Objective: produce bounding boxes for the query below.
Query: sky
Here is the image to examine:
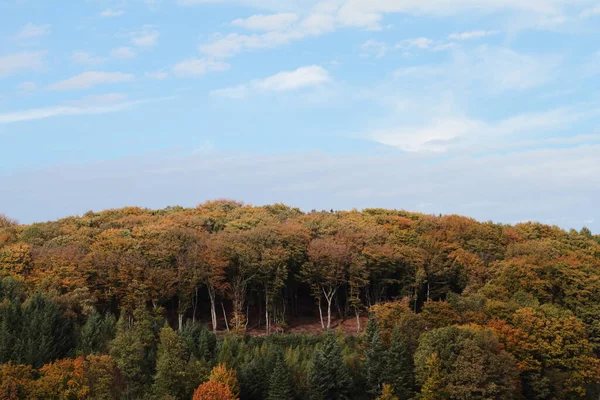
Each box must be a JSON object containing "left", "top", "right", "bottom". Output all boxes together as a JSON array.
[{"left": 1, "top": 0, "right": 599, "bottom": 231}]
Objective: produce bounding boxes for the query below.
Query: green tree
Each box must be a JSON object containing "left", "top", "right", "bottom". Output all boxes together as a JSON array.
[
  {"left": 308, "top": 335, "right": 352, "bottom": 400},
  {"left": 153, "top": 326, "right": 190, "bottom": 399},
  {"left": 268, "top": 354, "right": 293, "bottom": 400},
  {"left": 20, "top": 292, "right": 74, "bottom": 368},
  {"left": 414, "top": 325, "right": 519, "bottom": 400},
  {"left": 109, "top": 305, "right": 156, "bottom": 398},
  {"left": 78, "top": 309, "right": 116, "bottom": 356},
  {"left": 365, "top": 326, "right": 387, "bottom": 394},
  {"left": 382, "top": 327, "right": 415, "bottom": 399}
]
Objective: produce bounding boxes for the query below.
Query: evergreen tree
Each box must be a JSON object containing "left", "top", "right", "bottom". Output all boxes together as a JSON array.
[
  {"left": 365, "top": 326, "right": 387, "bottom": 394},
  {"left": 268, "top": 353, "right": 293, "bottom": 400},
  {"left": 20, "top": 292, "right": 74, "bottom": 368},
  {"left": 153, "top": 326, "right": 190, "bottom": 399},
  {"left": 78, "top": 310, "right": 116, "bottom": 356},
  {"left": 308, "top": 335, "right": 352, "bottom": 400},
  {"left": 383, "top": 327, "right": 415, "bottom": 399},
  {"left": 109, "top": 306, "right": 156, "bottom": 398}
]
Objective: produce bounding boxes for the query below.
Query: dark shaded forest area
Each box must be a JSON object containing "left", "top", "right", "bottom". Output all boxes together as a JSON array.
[{"left": 1, "top": 200, "right": 600, "bottom": 399}]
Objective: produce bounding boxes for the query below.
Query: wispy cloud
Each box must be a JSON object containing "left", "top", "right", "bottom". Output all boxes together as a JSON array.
[
  {"left": 111, "top": 47, "right": 136, "bottom": 59},
  {"left": 232, "top": 13, "right": 298, "bottom": 31},
  {"left": 146, "top": 71, "right": 169, "bottom": 80},
  {"left": 172, "top": 58, "right": 230, "bottom": 77},
  {"left": 360, "top": 40, "right": 388, "bottom": 58},
  {"left": 72, "top": 51, "right": 106, "bottom": 65},
  {"left": 130, "top": 27, "right": 160, "bottom": 47},
  {"left": 448, "top": 30, "right": 499, "bottom": 40},
  {"left": 100, "top": 8, "right": 125, "bottom": 17},
  {"left": 0, "top": 52, "right": 45, "bottom": 77},
  {"left": 48, "top": 71, "right": 135, "bottom": 90},
  {"left": 0, "top": 97, "right": 169, "bottom": 125},
  {"left": 212, "top": 65, "right": 330, "bottom": 98},
  {"left": 15, "top": 23, "right": 51, "bottom": 40}
]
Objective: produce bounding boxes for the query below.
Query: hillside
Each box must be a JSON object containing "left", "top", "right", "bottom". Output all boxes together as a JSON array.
[{"left": 1, "top": 201, "right": 600, "bottom": 399}]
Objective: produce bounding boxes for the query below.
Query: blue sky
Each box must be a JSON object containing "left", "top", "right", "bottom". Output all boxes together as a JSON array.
[{"left": 1, "top": 0, "right": 599, "bottom": 230}]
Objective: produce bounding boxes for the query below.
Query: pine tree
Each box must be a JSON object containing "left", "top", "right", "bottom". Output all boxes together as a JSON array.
[
  {"left": 365, "top": 326, "right": 387, "bottom": 394},
  {"left": 153, "top": 326, "right": 190, "bottom": 399},
  {"left": 20, "top": 292, "right": 74, "bottom": 368},
  {"left": 268, "top": 354, "right": 293, "bottom": 400},
  {"left": 78, "top": 310, "right": 116, "bottom": 356},
  {"left": 383, "top": 327, "right": 415, "bottom": 399},
  {"left": 308, "top": 334, "right": 352, "bottom": 400}
]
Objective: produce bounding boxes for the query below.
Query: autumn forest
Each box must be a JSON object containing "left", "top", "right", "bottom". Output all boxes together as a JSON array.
[{"left": 1, "top": 200, "right": 600, "bottom": 399}]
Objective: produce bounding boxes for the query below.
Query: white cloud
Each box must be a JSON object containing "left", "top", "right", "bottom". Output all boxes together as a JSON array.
[
  {"left": 72, "top": 51, "right": 106, "bottom": 65},
  {"left": 396, "top": 37, "right": 435, "bottom": 50},
  {"left": 0, "top": 98, "right": 160, "bottom": 124},
  {"left": 15, "top": 23, "right": 51, "bottom": 39},
  {"left": 360, "top": 40, "right": 388, "bottom": 58},
  {"left": 257, "top": 65, "right": 330, "bottom": 90},
  {"left": 212, "top": 65, "right": 330, "bottom": 98},
  {"left": 232, "top": 13, "right": 299, "bottom": 31},
  {"left": 172, "top": 58, "right": 230, "bottom": 77},
  {"left": 146, "top": 71, "right": 169, "bottom": 79},
  {"left": 48, "top": 72, "right": 135, "bottom": 90},
  {"left": 100, "top": 8, "right": 125, "bottom": 17},
  {"left": 111, "top": 47, "right": 136, "bottom": 59},
  {"left": 0, "top": 52, "right": 45, "bottom": 77},
  {"left": 371, "top": 117, "right": 482, "bottom": 152},
  {"left": 368, "top": 107, "right": 590, "bottom": 153},
  {"left": 448, "top": 30, "right": 499, "bottom": 40},
  {"left": 130, "top": 27, "right": 160, "bottom": 47}
]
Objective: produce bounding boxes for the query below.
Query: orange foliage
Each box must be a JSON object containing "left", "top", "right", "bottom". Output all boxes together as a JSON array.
[{"left": 193, "top": 381, "right": 238, "bottom": 400}]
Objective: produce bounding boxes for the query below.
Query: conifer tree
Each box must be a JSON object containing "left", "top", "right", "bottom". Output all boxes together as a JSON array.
[
  {"left": 153, "top": 326, "right": 190, "bottom": 399},
  {"left": 20, "top": 292, "right": 74, "bottom": 368},
  {"left": 308, "top": 335, "right": 352, "bottom": 400},
  {"left": 78, "top": 310, "right": 116, "bottom": 356},
  {"left": 383, "top": 327, "right": 415, "bottom": 399},
  {"left": 365, "top": 325, "right": 387, "bottom": 394},
  {"left": 268, "top": 353, "right": 293, "bottom": 400}
]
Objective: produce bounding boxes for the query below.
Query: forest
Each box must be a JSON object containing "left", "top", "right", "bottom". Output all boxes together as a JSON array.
[{"left": 1, "top": 200, "right": 600, "bottom": 399}]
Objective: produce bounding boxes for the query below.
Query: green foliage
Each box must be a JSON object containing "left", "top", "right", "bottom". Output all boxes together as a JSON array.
[
  {"left": 153, "top": 326, "right": 190, "bottom": 399},
  {"left": 383, "top": 327, "right": 415, "bottom": 399},
  {"left": 365, "top": 324, "right": 387, "bottom": 394},
  {"left": 77, "top": 309, "right": 116, "bottom": 356},
  {"left": 308, "top": 334, "right": 353, "bottom": 400},
  {"left": 414, "top": 325, "right": 519, "bottom": 400},
  {"left": 268, "top": 353, "right": 293, "bottom": 400}
]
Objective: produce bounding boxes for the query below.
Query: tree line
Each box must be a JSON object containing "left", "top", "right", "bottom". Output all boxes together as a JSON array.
[{"left": 1, "top": 200, "right": 600, "bottom": 398}]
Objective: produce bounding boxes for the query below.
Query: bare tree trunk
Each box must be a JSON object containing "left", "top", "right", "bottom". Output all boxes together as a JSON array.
[
  {"left": 265, "top": 295, "right": 270, "bottom": 335},
  {"left": 192, "top": 286, "right": 199, "bottom": 323},
  {"left": 323, "top": 287, "right": 337, "bottom": 330},
  {"left": 326, "top": 297, "right": 333, "bottom": 330},
  {"left": 178, "top": 313, "right": 184, "bottom": 332},
  {"left": 355, "top": 310, "right": 361, "bottom": 333},
  {"left": 208, "top": 285, "right": 218, "bottom": 332},
  {"left": 221, "top": 301, "right": 230, "bottom": 332},
  {"left": 318, "top": 297, "right": 325, "bottom": 330}
]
